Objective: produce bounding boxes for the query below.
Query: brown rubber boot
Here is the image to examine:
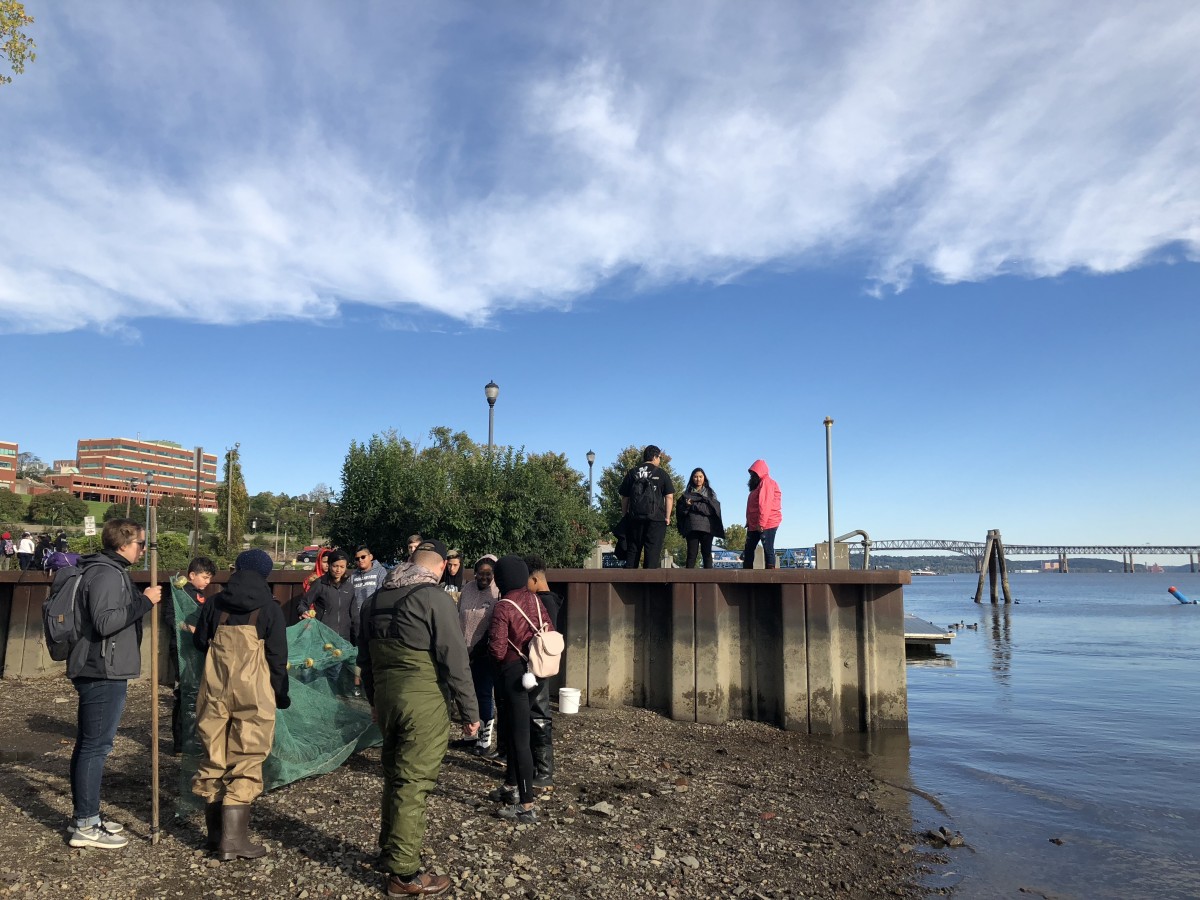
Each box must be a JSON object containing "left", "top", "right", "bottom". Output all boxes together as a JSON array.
[
  {"left": 204, "top": 802, "right": 223, "bottom": 851},
  {"left": 385, "top": 872, "right": 451, "bottom": 896},
  {"left": 218, "top": 804, "right": 266, "bottom": 861}
]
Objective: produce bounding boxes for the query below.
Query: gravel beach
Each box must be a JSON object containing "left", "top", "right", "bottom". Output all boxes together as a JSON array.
[{"left": 0, "top": 678, "right": 935, "bottom": 899}]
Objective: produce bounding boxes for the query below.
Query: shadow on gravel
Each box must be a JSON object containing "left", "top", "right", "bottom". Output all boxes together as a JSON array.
[{"left": 24, "top": 713, "right": 76, "bottom": 741}]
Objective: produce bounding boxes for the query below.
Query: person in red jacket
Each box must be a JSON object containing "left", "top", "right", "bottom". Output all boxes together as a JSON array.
[{"left": 744, "top": 459, "right": 782, "bottom": 569}]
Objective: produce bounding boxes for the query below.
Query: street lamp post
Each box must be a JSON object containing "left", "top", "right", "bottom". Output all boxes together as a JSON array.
[
  {"left": 824, "top": 417, "right": 835, "bottom": 570},
  {"left": 309, "top": 508, "right": 315, "bottom": 541},
  {"left": 484, "top": 380, "right": 499, "bottom": 454},
  {"left": 274, "top": 518, "right": 280, "bottom": 560},
  {"left": 586, "top": 449, "right": 596, "bottom": 507},
  {"left": 143, "top": 472, "right": 155, "bottom": 571}
]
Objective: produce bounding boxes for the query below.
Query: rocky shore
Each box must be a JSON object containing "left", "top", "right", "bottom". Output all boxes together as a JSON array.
[{"left": 0, "top": 678, "right": 936, "bottom": 898}]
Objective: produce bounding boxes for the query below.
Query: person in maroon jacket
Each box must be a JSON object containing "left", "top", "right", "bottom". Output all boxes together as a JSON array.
[{"left": 486, "top": 555, "right": 556, "bottom": 823}]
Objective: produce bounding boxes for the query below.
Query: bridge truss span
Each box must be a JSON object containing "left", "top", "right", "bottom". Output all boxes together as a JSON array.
[{"left": 869, "top": 539, "right": 1200, "bottom": 556}]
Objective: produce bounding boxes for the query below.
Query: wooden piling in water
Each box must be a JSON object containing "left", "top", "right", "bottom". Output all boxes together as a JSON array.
[{"left": 974, "top": 530, "right": 996, "bottom": 604}]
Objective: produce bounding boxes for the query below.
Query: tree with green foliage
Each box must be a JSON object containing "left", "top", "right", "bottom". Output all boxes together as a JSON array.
[
  {"left": 596, "top": 445, "right": 687, "bottom": 564},
  {"left": 27, "top": 491, "right": 89, "bottom": 526},
  {"left": 156, "top": 493, "right": 195, "bottom": 532},
  {"left": 101, "top": 502, "right": 128, "bottom": 522},
  {"left": 328, "top": 428, "right": 602, "bottom": 567},
  {"left": 0, "top": 1, "right": 35, "bottom": 86},
  {"left": 718, "top": 524, "right": 747, "bottom": 553},
  {"left": 215, "top": 447, "right": 249, "bottom": 556},
  {"left": 0, "top": 489, "right": 27, "bottom": 522},
  {"left": 70, "top": 531, "right": 196, "bottom": 572}
]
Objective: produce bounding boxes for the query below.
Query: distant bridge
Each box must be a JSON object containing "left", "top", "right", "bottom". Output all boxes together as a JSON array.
[{"left": 869, "top": 539, "right": 1200, "bottom": 557}]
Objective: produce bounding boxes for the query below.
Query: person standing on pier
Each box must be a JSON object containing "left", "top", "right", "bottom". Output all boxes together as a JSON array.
[
  {"left": 678, "top": 468, "right": 725, "bottom": 569},
  {"left": 618, "top": 445, "right": 676, "bottom": 569},
  {"left": 743, "top": 460, "right": 782, "bottom": 569}
]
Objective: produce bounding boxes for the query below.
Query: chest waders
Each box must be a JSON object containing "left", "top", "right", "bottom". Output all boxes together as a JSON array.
[
  {"left": 372, "top": 640, "right": 451, "bottom": 877},
  {"left": 192, "top": 609, "right": 274, "bottom": 860}
]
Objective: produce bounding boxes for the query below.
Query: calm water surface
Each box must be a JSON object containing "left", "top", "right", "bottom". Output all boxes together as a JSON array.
[{"left": 896, "top": 573, "right": 1200, "bottom": 899}]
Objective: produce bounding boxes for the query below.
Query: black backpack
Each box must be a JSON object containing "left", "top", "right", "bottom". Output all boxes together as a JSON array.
[
  {"left": 43, "top": 565, "right": 90, "bottom": 661},
  {"left": 629, "top": 466, "right": 664, "bottom": 521}
]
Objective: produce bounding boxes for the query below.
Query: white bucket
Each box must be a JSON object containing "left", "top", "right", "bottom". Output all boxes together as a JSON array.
[{"left": 558, "top": 687, "right": 581, "bottom": 715}]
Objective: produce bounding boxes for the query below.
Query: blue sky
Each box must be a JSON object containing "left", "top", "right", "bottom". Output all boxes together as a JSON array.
[{"left": 2, "top": 2, "right": 1198, "bottom": 557}]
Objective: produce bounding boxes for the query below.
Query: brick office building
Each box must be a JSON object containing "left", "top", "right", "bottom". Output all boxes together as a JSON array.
[
  {"left": 45, "top": 438, "right": 219, "bottom": 511},
  {"left": 0, "top": 440, "right": 16, "bottom": 490}
]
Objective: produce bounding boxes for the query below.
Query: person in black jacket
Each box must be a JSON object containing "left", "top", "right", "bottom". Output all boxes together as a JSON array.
[
  {"left": 167, "top": 556, "right": 216, "bottom": 755},
  {"left": 677, "top": 468, "right": 725, "bottom": 569},
  {"left": 191, "top": 549, "right": 290, "bottom": 861},
  {"left": 67, "top": 518, "right": 162, "bottom": 850},
  {"left": 300, "top": 549, "right": 355, "bottom": 640}
]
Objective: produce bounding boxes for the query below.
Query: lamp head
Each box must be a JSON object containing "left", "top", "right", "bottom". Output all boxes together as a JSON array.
[
  {"left": 484, "top": 380, "right": 499, "bottom": 406},
  {"left": 586, "top": 450, "right": 596, "bottom": 465}
]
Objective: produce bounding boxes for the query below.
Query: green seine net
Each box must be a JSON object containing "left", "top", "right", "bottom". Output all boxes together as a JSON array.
[{"left": 173, "top": 585, "right": 381, "bottom": 814}]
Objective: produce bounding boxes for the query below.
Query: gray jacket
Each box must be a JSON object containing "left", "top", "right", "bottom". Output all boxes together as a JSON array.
[{"left": 67, "top": 551, "right": 153, "bottom": 680}]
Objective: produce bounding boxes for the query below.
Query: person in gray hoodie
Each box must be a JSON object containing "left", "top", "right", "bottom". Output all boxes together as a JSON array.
[{"left": 66, "top": 518, "right": 162, "bottom": 850}]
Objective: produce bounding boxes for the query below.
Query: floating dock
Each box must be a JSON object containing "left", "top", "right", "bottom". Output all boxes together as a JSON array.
[{"left": 904, "top": 613, "right": 954, "bottom": 647}]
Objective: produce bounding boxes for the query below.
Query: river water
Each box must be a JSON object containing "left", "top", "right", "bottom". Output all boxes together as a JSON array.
[{"left": 892, "top": 572, "right": 1200, "bottom": 898}]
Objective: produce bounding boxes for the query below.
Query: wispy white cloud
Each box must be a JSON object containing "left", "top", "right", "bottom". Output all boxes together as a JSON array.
[{"left": 1, "top": 0, "right": 1196, "bottom": 334}]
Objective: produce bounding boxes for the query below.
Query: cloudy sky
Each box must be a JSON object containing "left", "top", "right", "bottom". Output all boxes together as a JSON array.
[{"left": 3, "top": 1, "right": 1198, "bottom": 556}]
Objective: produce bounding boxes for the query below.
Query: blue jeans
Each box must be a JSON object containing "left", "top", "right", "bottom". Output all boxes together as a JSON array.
[
  {"left": 743, "top": 528, "right": 778, "bottom": 568},
  {"left": 70, "top": 677, "right": 128, "bottom": 827}
]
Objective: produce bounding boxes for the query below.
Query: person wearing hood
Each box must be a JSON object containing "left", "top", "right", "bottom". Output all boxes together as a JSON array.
[
  {"left": 66, "top": 518, "right": 162, "bottom": 850},
  {"left": 677, "top": 468, "right": 726, "bottom": 569},
  {"left": 56, "top": 530, "right": 70, "bottom": 553},
  {"left": 486, "top": 555, "right": 557, "bottom": 823},
  {"left": 440, "top": 549, "right": 464, "bottom": 592},
  {"left": 358, "top": 539, "right": 479, "bottom": 897},
  {"left": 458, "top": 555, "right": 500, "bottom": 757},
  {"left": 191, "top": 549, "right": 290, "bottom": 861},
  {"left": 300, "top": 549, "right": 355, "bottom": 641},
  {"left": 744, "top": 460, "right": 783, "bottom": 569}
]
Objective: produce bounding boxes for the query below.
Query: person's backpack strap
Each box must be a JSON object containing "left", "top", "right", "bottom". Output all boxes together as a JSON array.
[
  {"left": 248, "top": 608, "right": 260, "bottom": 627},
  {"left": 218, "top": 610, "right": 230, "bottom": 626},
  {"left": 500, "top": 597, "right": 545, "bottom": 658}
]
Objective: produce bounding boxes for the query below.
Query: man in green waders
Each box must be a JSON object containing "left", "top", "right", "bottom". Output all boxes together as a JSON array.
[{"left": 359, "top": 540, "right": 479, "bottom": 897}]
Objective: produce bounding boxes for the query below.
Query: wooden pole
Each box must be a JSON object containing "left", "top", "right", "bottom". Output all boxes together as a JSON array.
[
  {"left": 973, "top": 531, "right": 995, "bottom": 603},
  {"left": 988, "top": 534, "right": 999, "bottom": 604},
  {"left": 149, "top": 507, "right": 160, "bottom": 845},
  {"left": 994, "top": 530, "right": 1013, "bottom": 604}
]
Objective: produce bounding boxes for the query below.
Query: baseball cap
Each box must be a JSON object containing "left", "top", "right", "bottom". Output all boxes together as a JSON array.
[{"left": 414, "top": 539, "right": 449, "bottom": 560}]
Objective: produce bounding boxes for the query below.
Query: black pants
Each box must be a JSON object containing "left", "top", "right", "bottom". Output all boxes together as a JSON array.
[
  {"left": 495, "top": 660, "right": 536, "bottom": 804},
  {"left": 743, "top": 528, "right": 778, "bottom": 568},
  {"left": 625, "top": 519, "right": 667, "bottom": 569},
  {"left": 685, "top": 532, "right": 714, "bottom": 568}
]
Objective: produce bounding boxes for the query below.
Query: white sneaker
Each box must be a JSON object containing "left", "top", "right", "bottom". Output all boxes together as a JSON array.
[
  {"left": 99, "top": 815, "right": 125, "bottom": 834},
  {"left": 69, "top": 825, "right": 129, "bottom": 849}
]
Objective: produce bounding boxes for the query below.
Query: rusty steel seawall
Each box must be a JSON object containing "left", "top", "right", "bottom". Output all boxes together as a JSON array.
[{"left": 0, "top": 568, "right": 909, "bottom": 735}]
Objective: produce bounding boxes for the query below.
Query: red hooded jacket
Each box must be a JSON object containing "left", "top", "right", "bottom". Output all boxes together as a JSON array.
[{"left": 745, "top": 459, "right": 782, "bottom": 531}]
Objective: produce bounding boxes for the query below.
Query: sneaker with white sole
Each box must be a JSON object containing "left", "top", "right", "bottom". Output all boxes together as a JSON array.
[
  {"left": 487, "top": 784, "right": 518, "bottom": 804},
  {"left": 66, "top": 815, "right": 124, "bottom": 835},
  {"left": 69, "top": 825, "right": 129, "bottom": 849}
]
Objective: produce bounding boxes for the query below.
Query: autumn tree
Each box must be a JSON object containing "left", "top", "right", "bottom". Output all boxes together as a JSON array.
[{"left": 1, "top": 1, "right": 35, "bottom": 85}]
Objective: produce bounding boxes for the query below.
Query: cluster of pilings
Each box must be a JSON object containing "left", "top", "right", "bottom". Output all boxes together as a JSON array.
[{"left": 974, "top": 528, "right": 1013, "bottom": 604}]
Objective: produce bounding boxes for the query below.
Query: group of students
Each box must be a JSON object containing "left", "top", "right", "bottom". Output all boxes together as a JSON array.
[
  {"left": 1, "top": 529, "right": 70, "bottom": 570},
  {"left": 617, "top": 445, "right": 784, "bottom": 569}
]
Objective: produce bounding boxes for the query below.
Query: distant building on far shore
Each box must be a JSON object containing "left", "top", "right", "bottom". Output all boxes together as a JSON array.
[{"left": 44, "top": 438, "right": 219, "bottom": 511}]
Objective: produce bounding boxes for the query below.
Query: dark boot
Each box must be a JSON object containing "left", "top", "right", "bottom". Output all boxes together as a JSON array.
[
  {"left": 204, "top": 801, "right": 223, "bottom": 851},
  {"left": 218, "top": 804, "right": 266, "bottom": 861},
  {"left": 531, "top": 718, "right": 554, "bottom": 788}
]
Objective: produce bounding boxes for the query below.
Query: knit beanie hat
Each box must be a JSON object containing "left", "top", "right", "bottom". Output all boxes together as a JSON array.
[
  {"left": 493, "top": 555, "right": 530, "bottom": 595},
  {"left": 235, "top": 549, "right": 274, "bottom": 579}
]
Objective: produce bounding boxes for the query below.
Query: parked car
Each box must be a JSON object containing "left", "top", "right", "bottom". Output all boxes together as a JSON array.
[{"left": 295, "top": 545, "right": 321, "bottom": 563}]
